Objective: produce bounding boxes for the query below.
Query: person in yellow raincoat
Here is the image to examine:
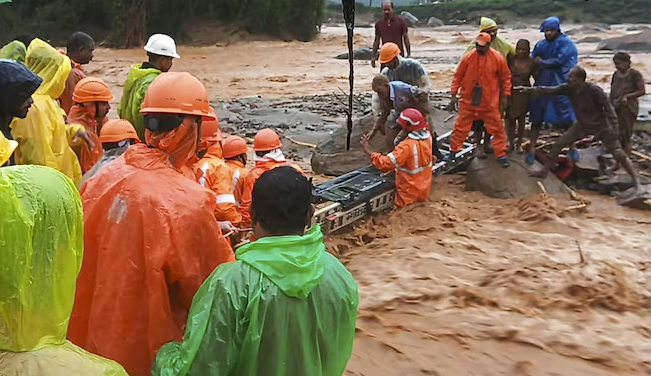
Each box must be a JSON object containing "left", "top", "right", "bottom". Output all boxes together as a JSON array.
[
  {"left": 464, "top": 17, "right": 515, "bottom": 158},
  {"left": 10, "top": 38, "right": 93, "bottom": 185},
  {"left": 0, "top": 164, "right": 128, "bottom": 376},
  {"left": 118, "top": 34, "right": 179, "bottom": 140}
]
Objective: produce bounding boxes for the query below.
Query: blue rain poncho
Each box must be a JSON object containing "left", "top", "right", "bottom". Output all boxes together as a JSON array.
[
  {"left": 152, "top": 225, "right": 359, "bottom": 376},
  {"left": 530, "top": 16, "right": 578, "bottom": 125}
]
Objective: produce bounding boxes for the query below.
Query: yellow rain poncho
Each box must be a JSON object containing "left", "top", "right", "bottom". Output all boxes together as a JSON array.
[
  {"left": 465, "top": 17, "right": 515, "bottom": 59},
  {"left": 0, "top": 40, "right": 27, "bottom": 63},
  {"left": 10, "top": 39, "right": 85, "bottom": 184},
  {"left": 0, "top": 165, "right": 128, "bottom": 376}
]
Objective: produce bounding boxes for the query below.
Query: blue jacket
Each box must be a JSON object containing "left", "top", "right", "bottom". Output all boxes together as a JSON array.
[{"left": 530, "top": 16, "right": 577, "bottom": 124}]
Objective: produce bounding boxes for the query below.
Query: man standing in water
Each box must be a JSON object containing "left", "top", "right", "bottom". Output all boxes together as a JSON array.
[
  {"left": 516, "top": 66, "right": 641, "bottom": 193},
  {"left": 371, "top": 1, "right": 410, "bottom": 69},
  {"left": 464, "top": 17, "right": 515, "bottom": 157}
]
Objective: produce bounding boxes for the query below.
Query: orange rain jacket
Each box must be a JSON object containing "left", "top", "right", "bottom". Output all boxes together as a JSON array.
[
  {"left": 225, "top": 159, "right": 248, "bottom": 206},
  {"left": 67, "top": 104, "right": 106, "bottom": 173},
  {"left": 371, "top": 131, "right": 433, "bottom": 208},
  {"left": 59, "top": 62, "right": 85, "bottom": 115},
  {"left": 194, "top": 144, "right": 242, "bottom": 226},
  {"left": 450, "top": 48, "right": 511, "bottom": 157},
  {"left": 240, "top": 157, "right": 303, "bottom": 227},
  {"left": 69, "top": 124, "right": 235, "bottom": 376},
  {"left": 451, "top": 48, "right": 511, "bottom": 113}
]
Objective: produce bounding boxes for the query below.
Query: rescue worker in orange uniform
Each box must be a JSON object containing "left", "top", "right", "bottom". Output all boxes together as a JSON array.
[
  {"left": 362, "top": 108, "right": 433, "bottom": 208},
  {"left": 194, "top": 110, "right": 242, "bottom": 232},
  {"left": 59, "top": 32, "right": 94, "bottom": 115},
  {"left": 222, "top": 135, "right": 249, "bottom": 206},
  {"left": 240, "top": 128, "right": 302, "bottom": 227},
  {"left": 448, "top": 32, "right": 512, "bottom": 167},
  {"left": 68, "top": 72, "right": 235, "bottom": 376},
  {"left": 67, "top": 77, "right": 112, "bottom": 173},
  {"left": 79, "top": 118, "right": 140, "bottom": 187}
]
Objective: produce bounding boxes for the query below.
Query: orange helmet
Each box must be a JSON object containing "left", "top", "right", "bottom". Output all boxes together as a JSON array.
[
  {"left": 397, "top": 108, "right": 428, "bottom": 132},
  {"left": 99, "top": 119, "right": 141, "bottom": 144},
  {"left": 379, "top": 42, "right": 401, "bottom": 64},
  {"left": 253, "top": 128, "right": 282, "bottom": 151},
  {"left": 140, "top": 72, "right": 214, "bottom": 120},
  {"left": 200, "top": 108, "right": 222, "bottom": 142},
  {"left": 222, "top": 135, "right": 248, "bottom": 158},
  {"left": 73, "top": 77, "right": 114, "bottom": 103}
]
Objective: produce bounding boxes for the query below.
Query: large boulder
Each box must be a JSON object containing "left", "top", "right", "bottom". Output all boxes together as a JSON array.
[
  {"left": 311, "top": 114, "right": 390, "bottom": 176},
  {"left": 400, "top": 11, "right": 419, "bottom": 27},
  {"left": 335, "top": 47, "right": 375, "bottom": 60},
  {"left": 597, "top": 30, "right": 651, "bottom": 52},
  {"left": 576, "top": 36, "right": 603, "bottom": 44},
  {"left": 465, "top": 154, "right": 567, "bottom": 199},
  {"left": 427, "top": 17, "right": 444, "bottom": 28},
  {"left": 565, "top": 24, "right": 610, "bottom": 35},
  {"left": 512, "top": 21, "right": 527, "bottom": 30}
]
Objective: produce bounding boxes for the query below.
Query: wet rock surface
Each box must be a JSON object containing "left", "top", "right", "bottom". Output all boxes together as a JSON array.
[
  {"left": 597, "top": 30, "right": 651, "bottom": 51},
  {"left": 577, "top": 36, "right": 603, "bottom": 44},
  {"left": 512, "top": 21, "right": 528, "bottom": 30},
  {"left": 566, "top": 24, "right": 611, "bottom": 35},
  {"left": 427, "top": 17, "right": 444, "bottom": 28},
  {"left": 335, "top": 47, "right": 375, "bottom": 61},
  {"left": 466, "top": 153, "right": 567, "bottom": 199}
]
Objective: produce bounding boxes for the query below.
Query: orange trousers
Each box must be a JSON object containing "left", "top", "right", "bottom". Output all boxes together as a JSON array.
[{"left": 450, "top": 108, "right": 507, "bottom": 158}]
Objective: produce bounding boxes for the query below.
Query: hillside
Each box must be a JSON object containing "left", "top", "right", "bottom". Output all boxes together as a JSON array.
[{"left": 395, "top": 0, "right": 651, "bottom": 25}]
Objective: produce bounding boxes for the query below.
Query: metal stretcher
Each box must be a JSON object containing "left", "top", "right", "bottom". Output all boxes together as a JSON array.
[{"left": 311, "top": 130, "right": 475, "bottom": 233}]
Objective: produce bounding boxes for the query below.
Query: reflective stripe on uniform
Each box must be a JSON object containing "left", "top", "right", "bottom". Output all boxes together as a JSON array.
[
  {"left": 393, "top": 143, "right": 432, "bottom": 175},
  {"left": 216, "top": 194, "right": 236, "bottom": 204},
  {"left": 198, "top": 162, "right": 209, "bottom": 188},
  {"left": 231, "top": 169, "right": 241, "bottom": 196}
]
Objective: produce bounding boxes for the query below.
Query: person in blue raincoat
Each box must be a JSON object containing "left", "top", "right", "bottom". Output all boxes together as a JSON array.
[
  {"left": 527, "top": 16, "right": 578, "bottom": 165},
  {"left": 152, "top": 166, "right": 359, "bottom": 376}
]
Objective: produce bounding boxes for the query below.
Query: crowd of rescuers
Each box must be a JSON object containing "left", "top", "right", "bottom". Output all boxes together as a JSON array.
[
  {"left": 366, "top": 14, "right": 644, "bottom": 204},
  {"left": 0, "top": 12, "right": 646, "bottom": 375},
  {"left": 0, "top": 32, "right": 358, "bottom": 376}
]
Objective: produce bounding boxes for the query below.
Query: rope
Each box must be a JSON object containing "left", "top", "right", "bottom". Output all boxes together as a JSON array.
[{"left": 341, "top": 0, "right": 355, "bottom": 150}]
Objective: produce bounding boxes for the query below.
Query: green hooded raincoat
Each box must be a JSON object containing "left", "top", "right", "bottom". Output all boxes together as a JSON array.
[
  {"left": 117, "top": 64, "right": 161, "bottom": 141},
  {"left": 152, "top": 224, "right": 359, "bottom": 376}
]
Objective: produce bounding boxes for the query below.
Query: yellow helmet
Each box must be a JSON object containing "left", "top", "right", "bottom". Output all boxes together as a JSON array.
[{"left": 0, "top": 133, "right": 18, "bottom": 166}]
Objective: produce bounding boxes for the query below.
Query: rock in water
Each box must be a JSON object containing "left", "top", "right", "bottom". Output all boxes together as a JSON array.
[
  {"left": 597, "top": 30, "right": 651, "bottom": 52},
  {"left": 335, "top": 47, "right": 375, "bottom": 60},
  {"left": 400, "top": 11, "right": 419, "bottom": 27},
  {"left": 311, "top": 114, "right": 390, "bottom": 176},
  {"left": 566, "top": 24, "right": 611, "bottom": 35},
  {"left": 576, "top": 36, "right": 603, "bottom": 44},
  {"left": 465, "top": 154, "right": 566, "bottom": 199},
  {"left": 512, "top": 21, "right": 527, "bottom": 30},
  {"left": 616, "top": 184, "right": 651, "bottom": 209},
  {"left": 427, "top": 17, "right": 444, "bottom": 28}
]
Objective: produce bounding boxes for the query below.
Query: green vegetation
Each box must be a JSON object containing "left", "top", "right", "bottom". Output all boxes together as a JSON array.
[
  {"left": 0, "top": 0, "right": 325, "bottom": 47},
  {"left": 395, "top": 0, "right": 651, "bottom": 25}
]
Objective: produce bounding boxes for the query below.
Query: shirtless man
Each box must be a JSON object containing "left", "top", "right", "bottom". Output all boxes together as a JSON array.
[{"left": 516, "top": 66, "right": 640, "bottom": 193}]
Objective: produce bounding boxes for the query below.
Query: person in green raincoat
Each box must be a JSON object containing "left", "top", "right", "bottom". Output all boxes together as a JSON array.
[
  {"left": 0, "top": 165, "right": 128, "bottom": 376},
  {"left": 463, "top": 17, "right": 515, "bottom": 158},
  {"left": 118, "top": 33, "right": 179, "bottom": 140},
  {"left": 152, "top": 166, "right": 359, "bottom": 376},
  {"left": 0, "top": 35, "right": 35, "bottom": 63}
]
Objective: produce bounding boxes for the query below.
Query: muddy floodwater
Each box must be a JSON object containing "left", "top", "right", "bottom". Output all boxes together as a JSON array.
[{"left": 88, "top": 24, "right": 651, "bottom": 375}]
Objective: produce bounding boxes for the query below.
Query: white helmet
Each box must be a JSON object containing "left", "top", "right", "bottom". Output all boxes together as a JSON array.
[{"left": 144, "top": 34, "right": 180, "bottom": 59}]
